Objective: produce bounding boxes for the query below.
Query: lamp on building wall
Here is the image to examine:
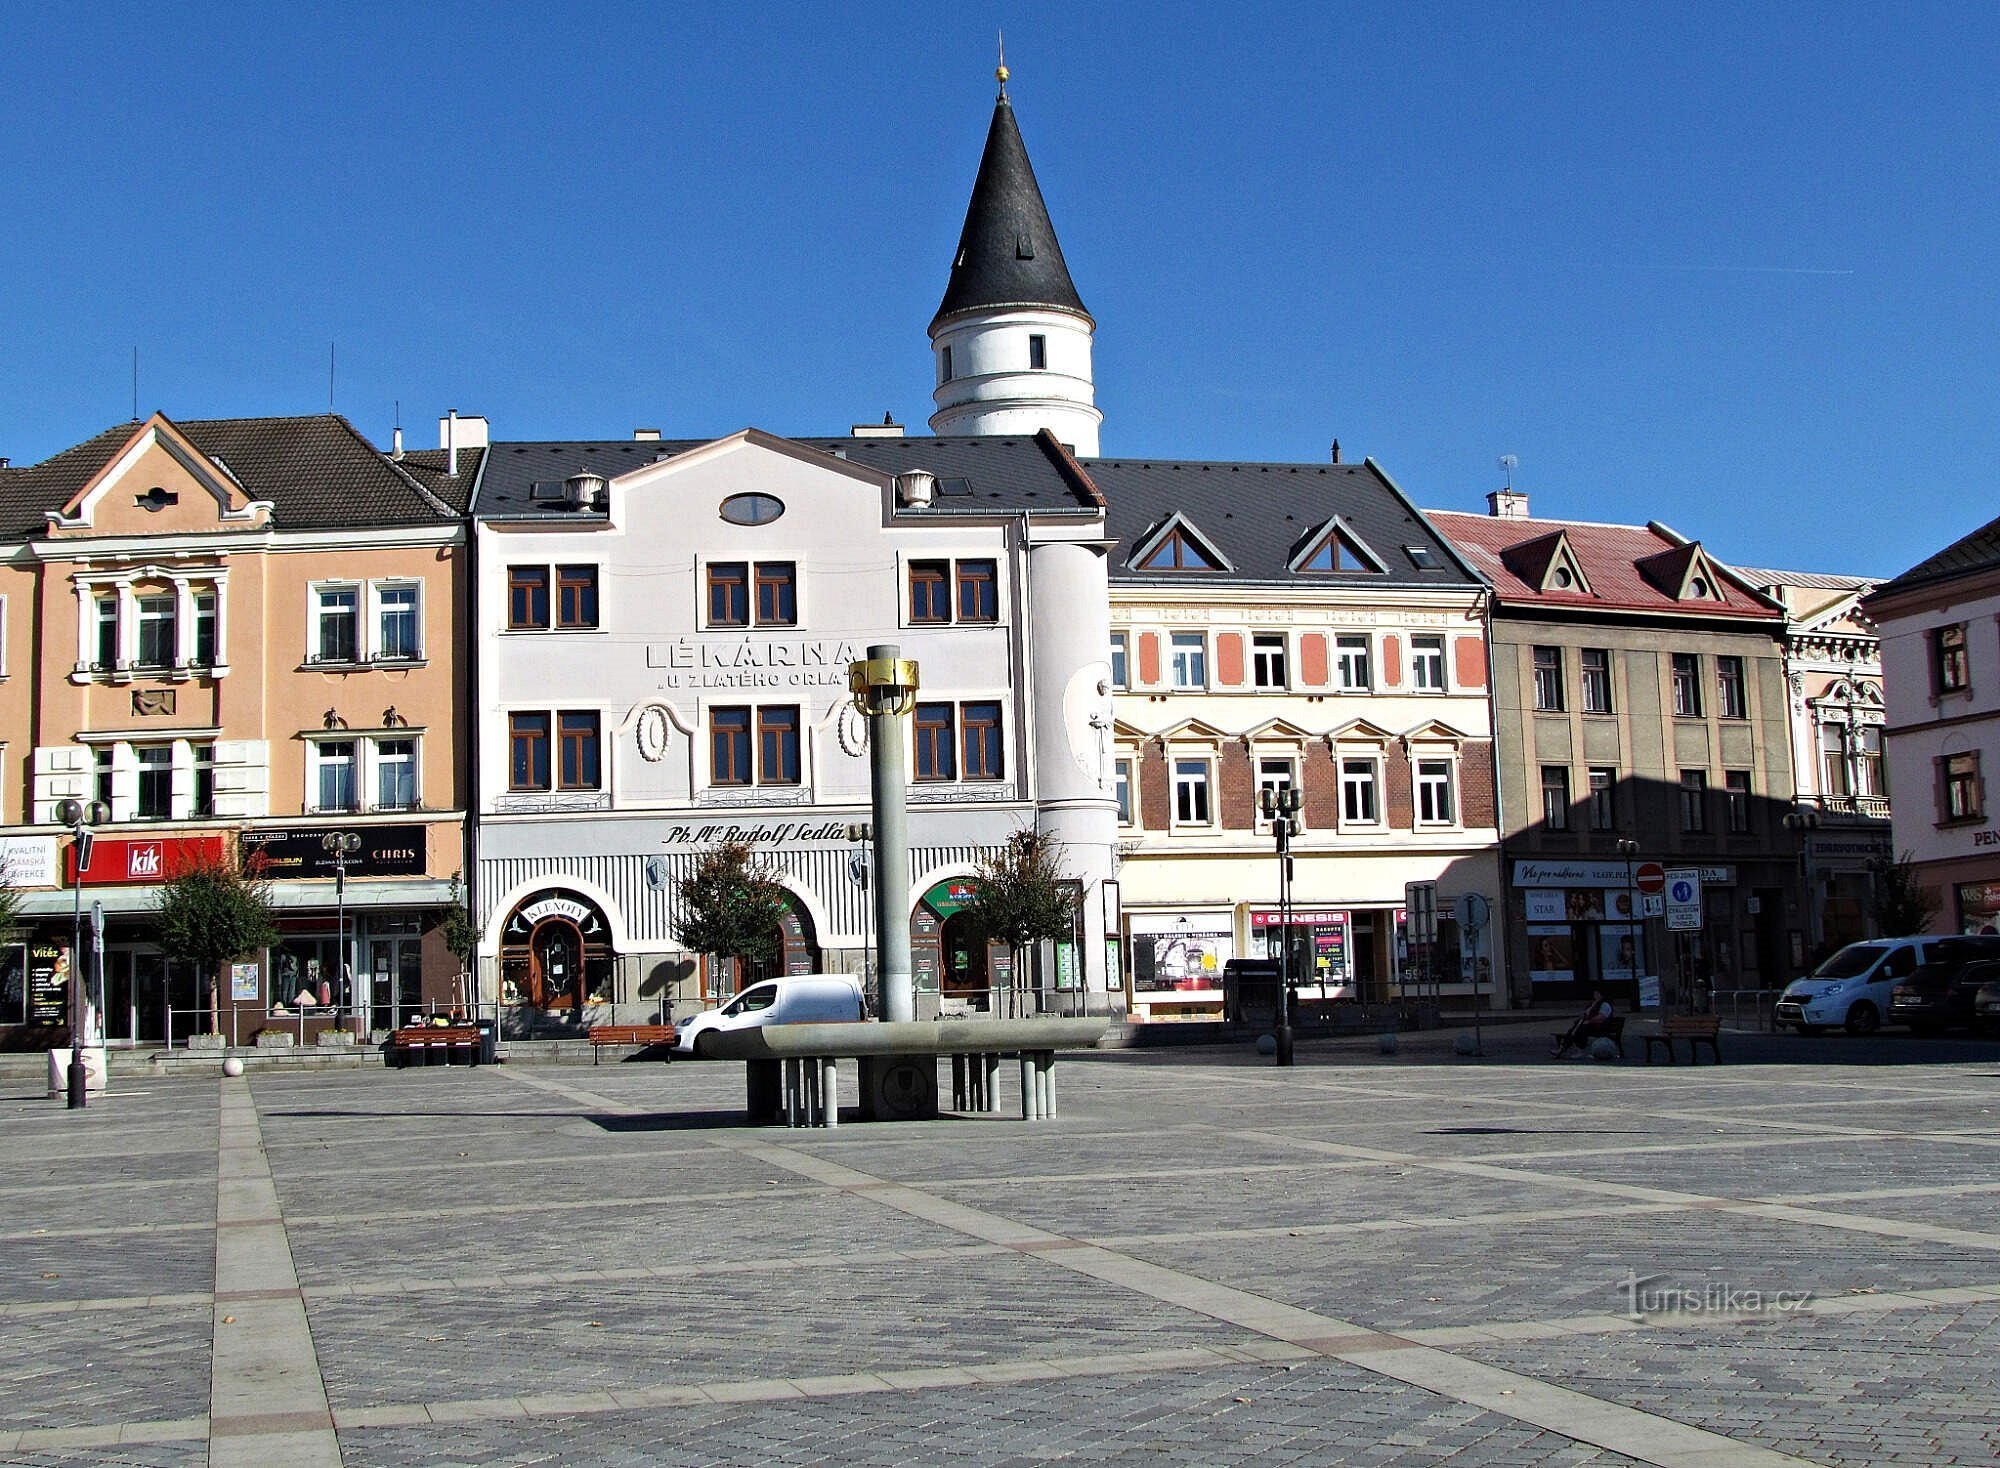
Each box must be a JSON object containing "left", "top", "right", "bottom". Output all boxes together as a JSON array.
[
  {"left": 848, "top": 646, "right": 920, "bottom": 1024},
  {"left": 55, "top": 798, "right": 110, "bottom": 1110},
  {"left": 1259, "top": 785, "right": 1303, "bottom": 1067},
  {"left": 323, "top": 832, "right": 363, "bottom": 1033}
]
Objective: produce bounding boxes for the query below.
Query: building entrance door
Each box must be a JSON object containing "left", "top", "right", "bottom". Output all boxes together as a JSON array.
[
  {"left": 369, "top": 936, "right": 425, "bottom": 1029},
  {"left": 940, "top": 912, "right": 991, "bottom": 1010},
  {"left": 531, "top": 919, "right": 584, "bottom": 1010},
  {"left": 106, "top": 950, "right": 194, "bottom": 1046}
]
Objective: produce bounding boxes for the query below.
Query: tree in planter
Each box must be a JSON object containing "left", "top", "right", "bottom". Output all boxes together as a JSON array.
[
  {"left": 154, "top": 852, "right": 280, "bottom": 1037},
  {"left": 438, "top": 872, "right": 480, "bottom": 1002},
  {"left": 672, "top": 841, "right": 789, "bottom": 1001},
  {"left": 960, "top": 828, "right": 1080, "bottom": 1017},
  {"left": 1873, "top": 852, "right": 1943, "bottom": 938}
]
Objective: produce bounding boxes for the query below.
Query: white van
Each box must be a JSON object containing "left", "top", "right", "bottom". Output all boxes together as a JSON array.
[
  {"left": 674, "top": 975, "right": 866, "bottom": 1057},
  {"left": 1775, "top": 938, "right": 1954, "bottom": 1035}
]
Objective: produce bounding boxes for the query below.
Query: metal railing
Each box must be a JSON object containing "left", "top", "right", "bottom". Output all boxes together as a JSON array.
[{"left": 1710, "top": 987, "right": 1783, "bottom": 1033}]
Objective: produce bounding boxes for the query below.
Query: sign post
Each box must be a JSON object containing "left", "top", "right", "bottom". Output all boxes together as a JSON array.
[
  {"left": 1663, "top": 870, "right": 1703, "bottom": 932},
  {"left": 1455, "top": 893, "right": 1490, "bottom": 1057}
]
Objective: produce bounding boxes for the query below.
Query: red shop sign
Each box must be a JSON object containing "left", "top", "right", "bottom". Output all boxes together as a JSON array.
[
  {"left": 1250, "top": 909, "right": 1348, "bottom": 929},
  {"left": 66, "top": 834, "right": 227, "bottom": 886}
]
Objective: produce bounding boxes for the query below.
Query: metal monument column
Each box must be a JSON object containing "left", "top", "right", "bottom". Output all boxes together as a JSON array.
[
  {"left": 57, "top": 799, "right": 109, "bottom": 1110},
  {"left": 849, "top": 647, "right": 919, "bottom": 1024}
]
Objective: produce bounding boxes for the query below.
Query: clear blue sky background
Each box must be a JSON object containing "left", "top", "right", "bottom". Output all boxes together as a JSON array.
[{"left": 3, "top": 3, "right": 1994, "bottom": 577}]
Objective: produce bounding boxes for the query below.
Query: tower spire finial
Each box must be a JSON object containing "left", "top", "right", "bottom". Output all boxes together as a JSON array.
[{"left": 996, "top": 30, "right": 1008, "bottom": 96}]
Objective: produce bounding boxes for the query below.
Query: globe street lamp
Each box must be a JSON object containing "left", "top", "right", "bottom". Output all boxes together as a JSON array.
[
  {"left": 56, "top": 798, "right": 110, "bottom": 1110},
  {"left": 1258, "top": 785, "right": 1303, "bottom": 1067},
  {"left": 323, "top": 832, "right": 363, "bottom": 1032}
]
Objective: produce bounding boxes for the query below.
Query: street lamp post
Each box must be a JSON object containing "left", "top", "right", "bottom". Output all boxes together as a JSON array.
[
  {"left": 56, "top": 799, "right": 109, "bottom": 1110},
  {"left": 1614, "top": 838, "right": 1640, "bottom": 1001},
  {"left": 323, "top": 832, "right": 362, "bottom": 1032},
  {"left": 1783, "top": 808, "right": 1822, "bottom": 966},
  {"left": 1259, "top": 785, "right": 1303, "bottom": 1067}
]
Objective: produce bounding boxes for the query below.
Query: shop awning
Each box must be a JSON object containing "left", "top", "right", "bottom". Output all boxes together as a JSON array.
[{"left": 16, "top": 879, "right": 460, "bottom": 918}]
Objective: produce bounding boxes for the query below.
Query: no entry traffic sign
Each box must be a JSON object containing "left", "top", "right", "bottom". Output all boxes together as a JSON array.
[{"left": 1634, "top": 862, "right": 1666, "bottom": 895}]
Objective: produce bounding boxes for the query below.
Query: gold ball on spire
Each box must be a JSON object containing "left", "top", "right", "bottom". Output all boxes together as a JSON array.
[{"left": 996, "top": 63, "right": 1009, "bottom": 84}]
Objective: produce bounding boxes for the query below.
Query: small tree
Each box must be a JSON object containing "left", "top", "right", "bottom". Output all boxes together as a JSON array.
[
  {"left": 960, "top": 828, "right": 1080, "bottom": 1015},
  {"left": 438, "top": 872, "right": 479, "bottom": 972},
  {"left": 155, "top": 851, "right": 280, "bottom": 1034},
  {"left": 1873, "top": 852, "right": 1943, "bottom": 937},
  {"left": 673, "top": 841, "right": 788, "bottom": 991}
]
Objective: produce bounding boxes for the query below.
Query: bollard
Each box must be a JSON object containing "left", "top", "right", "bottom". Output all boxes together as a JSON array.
[
  {"left": 821, "top": 1058, "right": 838, "bottom": 1129},
  {"left": 983, "top": 1053, "right": 1001, "bottom": 1114},
  {"left": 1019, "top": 1053, "right": 1038, "bottom": 1120},
  {"left": 951, "top": 1054, "right": 967, "bottom": 1110},
  {"left": 1036, "top": 1052, "right": 1055, "bottom": 1119},
  {"left": 783, "top": 1057, "right": 800, "bottom": 1127}
]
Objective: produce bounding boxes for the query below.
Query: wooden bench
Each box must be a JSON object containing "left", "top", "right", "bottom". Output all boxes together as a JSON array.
[
  {"left": 1643, "top": 1014, "right": 1722, "bottom": 1065},
  {"left": 1552, "top": 1013, "right": 1625, "bottom": 1058},
  {"left": 391, "top": 1025, "right": 484, "bottom": 1067},
  {"left": 586, "top": 1023, "right": 677, "bottom": 1064}
]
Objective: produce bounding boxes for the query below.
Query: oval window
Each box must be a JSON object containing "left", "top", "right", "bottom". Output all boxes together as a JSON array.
[{"left": 720, "top": 493, "right": 784, "bottom": 526}]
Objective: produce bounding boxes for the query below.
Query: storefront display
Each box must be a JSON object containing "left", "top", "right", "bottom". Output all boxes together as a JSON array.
[{"left": 1957, "top": 882, "right": 2000, "bottom": 935}]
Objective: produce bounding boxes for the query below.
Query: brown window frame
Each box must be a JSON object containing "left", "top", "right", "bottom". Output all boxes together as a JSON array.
[
  {"left": 1540, "top": 765, "right": 1570, "bottom": 831},
  {"left": 557, "top": 711, "right": 601, "bottom": 790},
  {"left": 508, "top": 567, "right": 550, "bottom": 630},
  {"left": 711, "top": 707, "right": 752, "bottom": 786},
  {"left": 508, "top": 712, "right": 551, "bottom": 791},
  {"left": 955, "top": 560, "right": 998, "bottom": 623},
  {"left": 1942, "top": 751, "right": 1983, "bottom": 823},
  {"left": 1724, "top": 770, "right": 1752, "bottom": 833},
  {"left": 555, "top": 565, "right": 599, "bottom": 630},
  {"left": 909, "top": 560, "right": 951, "bottom": 623},
  {"left": 961, "top": 702, "right": 1003, "bottom": 780},
  {"left": 754, "top": 562, "right": 797, "bottom": 627},
  {"left": 757, "top": 706, "right": 801, "bottom": 785},
  {"left": 708, "top": 563, "right": 749, "bottom": 627},
  {"left": 1934, "top": 623, "right": 1971, "bottom": 694},
  {"left": 914, "top": 703, "right": 956, "bottom": 781}
]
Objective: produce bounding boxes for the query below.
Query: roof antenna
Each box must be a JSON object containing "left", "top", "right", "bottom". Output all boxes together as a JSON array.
[
  {"left": 131, "top": 347, "right": 139, "bottom": 422},
  {"left": 328, "top": 341, "right": 336, "bottom": 413},
  {"left": 1498, "top": 453, "right": 1518, "bottom": 491},
  {"left": 996, "top": 30, "right": 1008, "bottom": 97}
]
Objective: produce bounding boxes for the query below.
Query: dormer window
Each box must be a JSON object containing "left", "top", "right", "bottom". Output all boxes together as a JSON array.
[
  {"left": 1290, "top": 517, "right": 1386, "bottom": 575},
  {"left": 1141, "top": 530, "right": 1219, "bottom": 570}
]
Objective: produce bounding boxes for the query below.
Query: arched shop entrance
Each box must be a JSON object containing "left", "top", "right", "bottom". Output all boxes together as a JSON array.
[
  {"left": 912, "top": 876, "right": 1012, "bottom": 1012},
  {"left": 499, "top": 889, "right": 615, "bottom": 1013},
  {"left": 734, "top": 894, "right": 821, "bottom": 994}
]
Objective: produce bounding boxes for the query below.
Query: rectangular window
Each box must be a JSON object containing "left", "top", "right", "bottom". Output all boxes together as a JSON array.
[
  {"left": 758, "top": 706, "right": 801, "bottom": 785},
  {"left": 136, "top": 596, "right": 175, "bottom": 669},
  {"left": 316, "top": 587, "right": 359, "bottom": 663},
  {"left": 1114, "top": 757, "right": 1135, "bottom": 825},
  {"left": 1541, "top": 765, "right": 1571, "bottom": 831},
  {"left": 1532, "top": 646, "right": 1565, "bottom": 712},
  {"left": 1341, "top": 758, "right": 1380, "bottom": 823},
  {"left": 1724, "top": 770, "right": 1752, "bottom": 833},
  {"left": 708, "top": 563, "right": 749, "bottom": 627},
  {"left": 378, "top": 584, "right": 421, "bottom": 658},
  {"left": 1336, "top": 635, "right": 1372, "bottom": 691},
  {"left": 1820, "top": 724, "right": 1850, "bottom": 796},
  {"left": 192, "top": 592, "right": 218, "bottom": 668},
  {"left": 1028, "top": 334, "right": 1047, "bottom": 370},
  {"left": 1109, "top": 633, "right": 1128, "bottom": 690},
  {"left": 755, "top": 562, "right": 797, "bottom": 627},
  {"left": 1252, "top": 634, "right": 1288, "bottom": 689},
  {"left": 555, "top": 566, "right": 598, "bottom": 630},
  {"left": 558, "top": 712, "right": 601, "bottom": 790},
  {"left": 909, "top": 560, "right": 951, "bottom": 623},
  {"left": 1411, "top": 635, "right": 1446, "bottom": 692},
  {"left": 192, "top": 742, "right": 216, "bottom": 818},
  {"left": 1173, "top": 759, "right": 1213, "bottom": 825},
  {"left": 507, "top": 567, "right": 549, "bottom": 630},
  {"left": 1257, "top": 757, "right": 1297, "bottom": 822},
  {"left": 955, "top": 560, "right": 998, "bottom": 622},
  {"left": 94, "top": 595, "right": 118, "bottom": 670},
  {"left": 1857, "top": 726, "right": 1885, "bottom": 797},
  {"left": 1944, "top": 752, "right": 1982, "bottom": 821},
  {"left": 961, "top": 702, "right": 1003, "bottom": 779},
  {"left": 711, "top": 708, "right": 752, "bottom": 786},
  {"left": 508, "top": 714, "right": 550, "bottom": 792},
  {"left": 1680, "top": 769, "right": 1709, "bottom": 832},
  {"left": 1587, "top": 767, "right": 1616, "bottom": 831},
  {"left": 1580, "top": 648, "right": 1612, "bottom": 713},
  {"left": 377, "top": 738, "right": 417, "bottom": 810},
  {"left": 939, "top": 345, "right": 953, "bottom": 384},
  {"left": 94, "top": 748, "right": 113, "bottom": 809},
  {"left": 1671, "top": 653, "right": 1702, "bottom": 717},
  {"left": 1934, "top": 623, "right": 1971, "bottom": 694},
  {"left": 1169, "top": 633, "right": 1206, "bottom": 689},
  {"left": 1416, "top": 758, "right": 1455, "bottom": 825},
  {"left": 914, "top": 703, "right": 956, "bottom": 781},
  {"left": 316, "top": 740, "right": 359, "bottom": 811},
  {"left": 1716, "top": 655, "right": 1748, "bottom": 720},
  {"left": 135, "top": 745, "right": 172, "bottom": 820}
]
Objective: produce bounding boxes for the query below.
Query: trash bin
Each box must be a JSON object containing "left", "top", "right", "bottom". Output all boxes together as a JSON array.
[
  {"left": 475, "top": 1018, "right": 497, "bottom": 1066},
  {"left": 1222, "top": 959, "right": 1282, "bottom": 1027}
]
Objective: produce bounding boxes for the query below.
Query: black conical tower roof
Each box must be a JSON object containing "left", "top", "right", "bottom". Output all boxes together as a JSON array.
[{"left": 930, "top": 92, "right": 1091, "bottom": 332}]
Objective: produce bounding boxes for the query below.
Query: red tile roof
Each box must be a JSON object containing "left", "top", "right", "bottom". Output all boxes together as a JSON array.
[{"left": 1426, "top": 511, "right": 1781, "bottom": 619}]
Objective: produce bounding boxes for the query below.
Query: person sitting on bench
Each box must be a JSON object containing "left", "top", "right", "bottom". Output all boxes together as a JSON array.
[{"left": 1554, "top": 990, "right": 1616, "bottom": 1057}]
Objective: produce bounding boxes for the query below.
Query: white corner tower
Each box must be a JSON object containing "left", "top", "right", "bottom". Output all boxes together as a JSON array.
[{"left": 929, "top": 61, "right": 1101, "bottom": 457}]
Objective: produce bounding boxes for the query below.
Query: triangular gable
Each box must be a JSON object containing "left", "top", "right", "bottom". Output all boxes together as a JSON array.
[
  {"left": 46, "top": 414, "right": 272, "bottom": 533},
  {"left": 1110, "top": 718, "right": 1153, "bottom": 742},
  {"left": 1127, "top": 511, "right": 1232, "bottom": 572},
  {"left": 1795, "top": 591, "right": 1875, "bottom": 638},
  {"left": 1402, "top": 718, "right": 1473, "bottom": 745},
  {"left": 1635, "top": 541, "right": 1731, "bottom": 603},
  {"left": 1328, "top": 717, "right": 1396, "bottom": 744},
  {"left": 1244, "top": 716, "right": 1316, "bottom": 744},
  {"left": 1500, "top": 529, "right": 1593, "bottom": 595},
  {"left": 1288, "top": 515, "right": 1387, "bottom": 574},
  {"left": 1156, "top": 716, "right": 1230, "bottom": 744}
]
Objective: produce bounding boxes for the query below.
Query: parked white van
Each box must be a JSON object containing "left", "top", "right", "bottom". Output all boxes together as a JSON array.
[
  {"left": 674, "top": 976, "right": 866, "bottom": 1057},
  {"left": 1776, "top": 938, "right": 1957, "bottom": 1035}
]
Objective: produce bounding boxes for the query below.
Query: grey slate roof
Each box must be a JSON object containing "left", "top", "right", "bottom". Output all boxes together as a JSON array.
[
  {"left": 472, "top": 432, "right": 1103, "bottom": 520},
  {"left": 1093, "top": 457, "right": 1480, "bottom": 590},
  {"left": 1870, "top": 511, "right": 2000, "bottom": 598},
  {"left": 930, "top": 93, "right": 1090, "bottom": 331},
  {"left": 0, "top": 415, "right": 466, "bottom": 535}
]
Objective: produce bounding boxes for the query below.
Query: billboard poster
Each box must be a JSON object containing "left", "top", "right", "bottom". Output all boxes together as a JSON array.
[{"left": 1527, "top": 925, "right": 1574, "bottom": 984}]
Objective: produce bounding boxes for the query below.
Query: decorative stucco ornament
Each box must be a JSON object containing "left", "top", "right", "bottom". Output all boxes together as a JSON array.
[
  {"left": 836, "top": 703, "right": 869, "bottom": 757},
  {"left": 635, "top": 705, "right": 672, "bottom": 762}
]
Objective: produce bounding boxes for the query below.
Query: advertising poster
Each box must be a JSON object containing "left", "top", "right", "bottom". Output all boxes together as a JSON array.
[
  {"left": 1524, "top": 890, "right": 1566, "bottom": 923},
  {"left": 230, "top": 962, "right": 261, "bottom": 1002},
  {"left": 1527, "top": 925, "right": 1573, "bottom": 984},
  {"left": 28, "top": 942, "right": 68, "bottom": 1024},
  {"left": 1564, "top": 889, "right": 1606, "bottom": 923},
  {"left": 1599, "top": 924, "right": 1643, "bottom": 981},
  {"left": 1136, "top": 930, "right": 1230, "bottom": 992}
]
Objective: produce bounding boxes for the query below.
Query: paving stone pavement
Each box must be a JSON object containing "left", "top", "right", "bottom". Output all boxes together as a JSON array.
[{"left": 4, "top": 1026, "right": 2000, "bottom": 1464}]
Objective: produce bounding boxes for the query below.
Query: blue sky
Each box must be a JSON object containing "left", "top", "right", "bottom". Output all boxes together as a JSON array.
[{"left": 3, "top": 2, "right": 1994, "bottom": 576}]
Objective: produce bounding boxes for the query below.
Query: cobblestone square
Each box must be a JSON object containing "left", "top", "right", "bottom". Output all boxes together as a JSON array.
[{"left": 4, "top": 1026, "right": 1999, "bottom": 1465}]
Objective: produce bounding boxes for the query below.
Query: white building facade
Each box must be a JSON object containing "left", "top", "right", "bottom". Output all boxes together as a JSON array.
[{"left": 470, "top": 428, "right": 1121, "bottom": 1027}]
